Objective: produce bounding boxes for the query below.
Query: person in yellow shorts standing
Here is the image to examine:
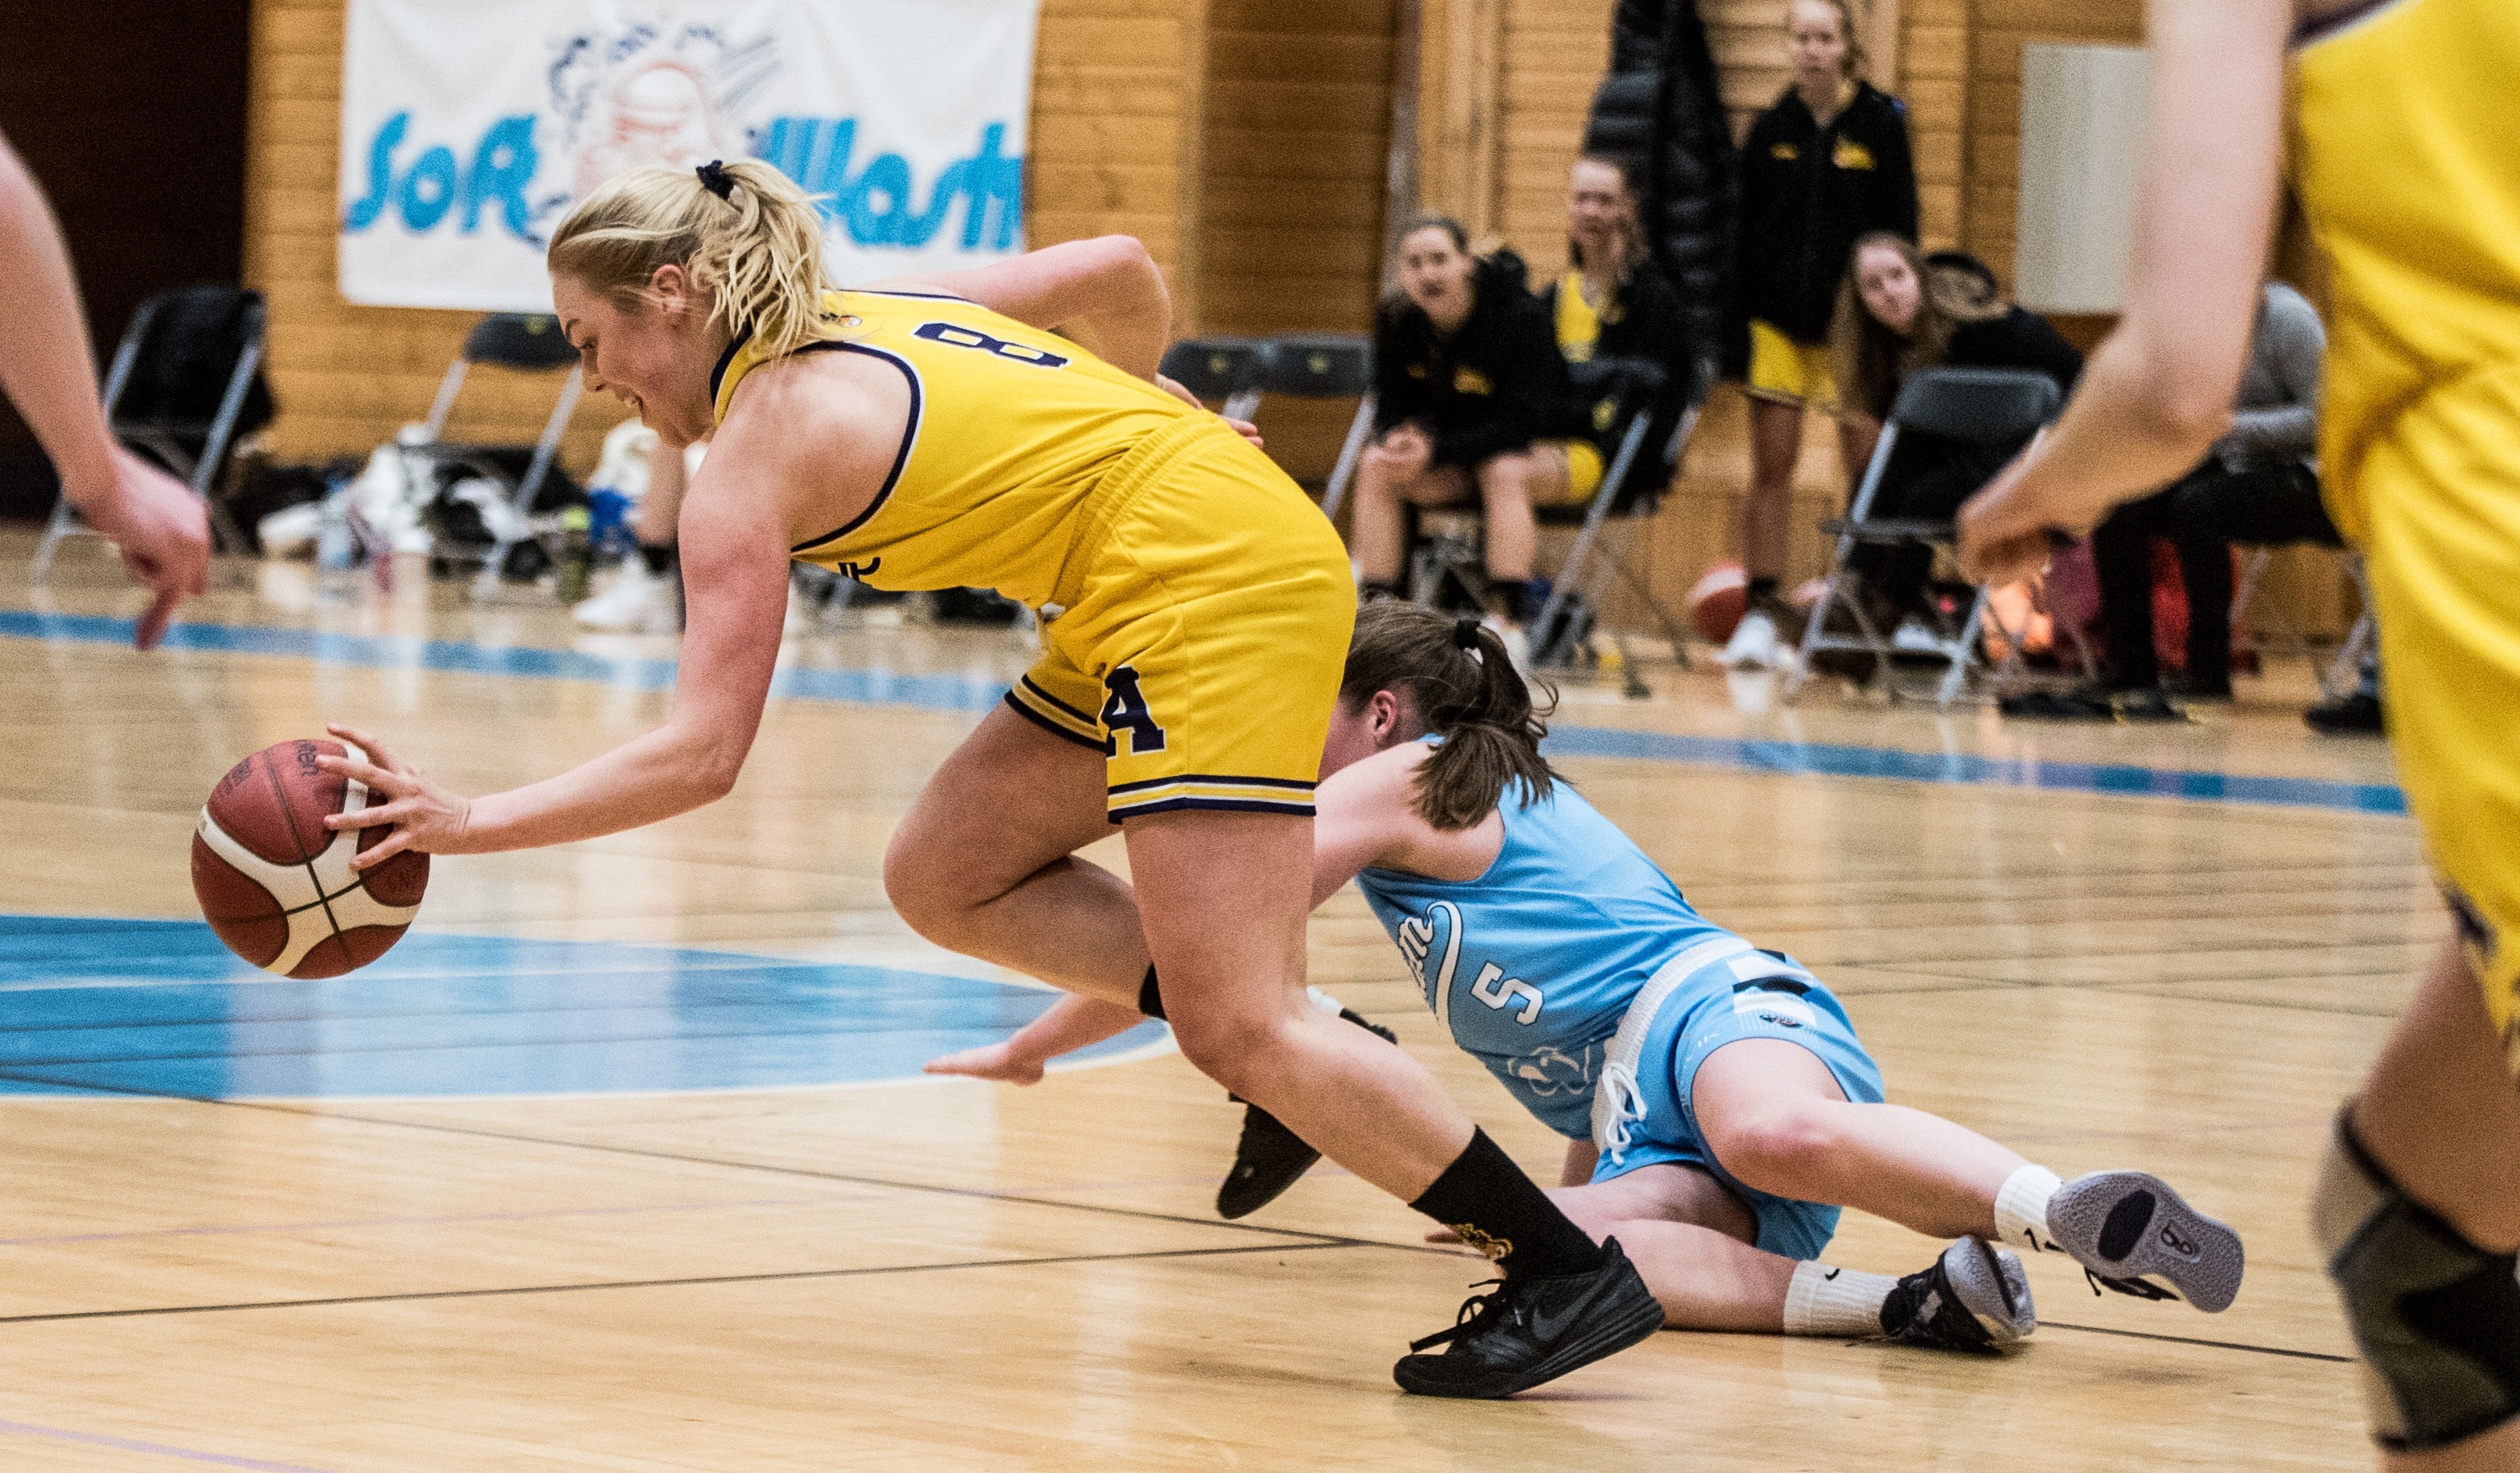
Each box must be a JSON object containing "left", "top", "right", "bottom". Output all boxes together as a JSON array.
[
  {"left": 1727, "top": 0, "right": 1917, "bottom": 669},
  {"left": 317, "top": 159, "right": 1662, "bottom": 1398},
  {"left": 1959, "top": 2, "right": 2520, "bottom": 1464}
]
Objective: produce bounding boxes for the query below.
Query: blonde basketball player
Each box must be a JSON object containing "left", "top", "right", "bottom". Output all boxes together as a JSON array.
[
  {"left": 1956, "top": 2, "right": 2520, "bottom": 1464},
  {"left": 316, "top": 159, "right": 1662, "bottom": 1397}
]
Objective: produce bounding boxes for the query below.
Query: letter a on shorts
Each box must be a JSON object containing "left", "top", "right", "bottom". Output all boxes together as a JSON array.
[{"left": 1101, "top": 666, "right": 1167, "bottom": 756}]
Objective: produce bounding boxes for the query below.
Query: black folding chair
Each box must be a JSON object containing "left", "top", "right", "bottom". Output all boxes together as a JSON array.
[
  {"left": 394, "top": 313, "right": 585, "bottom": 601},
  {"left": 1265, "top": 335, "right": 1375, "bottom": 518},
  {"left": 1531, "top": 356, "right": 1698, "bottom": 672},
  {"left": 1157, "top": 337, "right": 1268, "bottom": 422},
  {"left": 34, "top": 284, "right": 272, "bottom": 576},
  {"left": 1786, "top": 366, "right": 2062, "bottom": 708}
]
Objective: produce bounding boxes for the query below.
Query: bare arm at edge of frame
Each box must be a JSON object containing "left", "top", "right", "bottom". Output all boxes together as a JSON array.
[
  {"left": 1955, "top": 0, "right": 2293, "bottom": 586},
  {"left": 872, "top": 235, "right": 1170, "bottom": 381},
  {"left": 0, "top": 130, "right": 208, "bottom": 648}
]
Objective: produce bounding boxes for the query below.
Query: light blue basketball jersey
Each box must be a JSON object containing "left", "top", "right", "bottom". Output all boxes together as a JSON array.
[{"left": 1354, "top": 774, "right": 1740, "bottom": 1138}]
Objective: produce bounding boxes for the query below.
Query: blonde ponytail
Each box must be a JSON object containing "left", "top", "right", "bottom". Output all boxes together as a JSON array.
[{"left": 549, "top": 160, "right": 834, "bottom": 358}]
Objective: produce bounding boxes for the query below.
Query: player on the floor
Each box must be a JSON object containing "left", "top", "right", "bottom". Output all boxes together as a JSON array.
[
  {"left": 0, "top": 127, "right": 207, "bottom": 648},
  {"left": 316, "top": 159, "right": 1662, "bottom": 1397},
  {"left": 929, "top": 600, "right": 2247, "bottom": 1352},
  {"left": 1954, "top": 2, "right": 2520, "bottom": 1463}
]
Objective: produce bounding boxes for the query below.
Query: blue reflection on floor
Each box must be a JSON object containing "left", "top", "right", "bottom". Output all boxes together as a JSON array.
[{"left": 0, "top": 915, "right": 1163, "bottom": 1100}]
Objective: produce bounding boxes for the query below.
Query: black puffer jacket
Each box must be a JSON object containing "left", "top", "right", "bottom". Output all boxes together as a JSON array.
[
  {"left": 1738, "top": 81, "right": 1918, "bottom": 345},
  {"left": 1581, "top": 0, "right": 1734, "bottom": 400},
  {"left": 1371, "top": 254, "right": 1569, "bottom": 469}
]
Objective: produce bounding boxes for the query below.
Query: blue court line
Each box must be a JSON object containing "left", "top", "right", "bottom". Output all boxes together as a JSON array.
[
  {"left": 0, "top": 1419, "right": 340, "bottom": 1473},
  {"left": 2, "top": 608, "right": 2409, "bottom": 816}
]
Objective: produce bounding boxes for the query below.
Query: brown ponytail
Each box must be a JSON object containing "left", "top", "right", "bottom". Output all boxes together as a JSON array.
[
  {"left": 1341, "top": 602, "right": 1562, "bottom": 830},
  {"left": 548, "top": 160, "right": 834, "bottom": 358}
]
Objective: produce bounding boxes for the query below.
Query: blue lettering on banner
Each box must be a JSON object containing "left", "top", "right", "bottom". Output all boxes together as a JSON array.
[
  {"left": 757, "top": 117, "right": 1023, "bottom": 250},
  {"left": 342, "top": 111, "right": 546, "bottom": 241}
]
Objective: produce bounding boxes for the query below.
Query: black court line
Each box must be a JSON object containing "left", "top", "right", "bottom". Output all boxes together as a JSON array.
[
  {"left": 2040, "top": 1319, "right": 2352, "bottom": 1363},
  {"left": 0, "top": 1065, "right": 1466, "bottom": 1260},
  {"left": 0, "top": 1241, "right": 1367, "bottom": 1326}
]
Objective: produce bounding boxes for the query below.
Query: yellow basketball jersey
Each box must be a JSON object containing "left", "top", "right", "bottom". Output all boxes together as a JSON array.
[
  {"left": 2292, "top": 0, "right": 2520, "bottom": 541},
  {"left": 710, "top": 289, "right": 1204, "bottom": 601}
]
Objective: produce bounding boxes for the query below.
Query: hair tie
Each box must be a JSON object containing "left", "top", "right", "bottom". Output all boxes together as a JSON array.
[
  {"left": 1453, "top": 615, "right": 1484, "bottom": 652},
  {"left": 695, "top": 160, "right": 735, "bottom": 201}
]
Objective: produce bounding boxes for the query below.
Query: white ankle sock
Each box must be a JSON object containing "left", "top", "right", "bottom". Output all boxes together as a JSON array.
[
  {"left": 1783, "top": 1260, "right": 1898, "bottom": 1337},
  {"left": 1994, "top": 1164, "right": 2064, "bottom": 1254}
]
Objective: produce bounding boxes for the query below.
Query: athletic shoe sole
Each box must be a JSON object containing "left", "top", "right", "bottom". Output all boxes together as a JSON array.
[
  {"left": 2047, "top": 1171, "right": 2245, "bottom": 1313},
  {"left": 1945, "top": 1238, "right": 2035, "bottom": 1344}
]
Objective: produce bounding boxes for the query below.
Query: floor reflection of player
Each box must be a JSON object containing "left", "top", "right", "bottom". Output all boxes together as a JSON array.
[
  {"left": 933, "top": 601, "right": 2248, "bottom": 1352},
  {"left": 573, "top": 61, "right": 739, "bottom": 197}
]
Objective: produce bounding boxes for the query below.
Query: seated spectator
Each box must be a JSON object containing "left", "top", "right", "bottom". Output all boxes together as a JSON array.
[
  {"left": 1349, "top": 217, "right": 1570, "bottom": 646},
  {"left": 2086, "top": 281, "right": 2331, "bottom": 700},
  {"left": 1535, "top": 154, "right": 1687, "bottom": 505},
  {"left": 1830, "top": 232, "right": 2083, "bottom": 630}
]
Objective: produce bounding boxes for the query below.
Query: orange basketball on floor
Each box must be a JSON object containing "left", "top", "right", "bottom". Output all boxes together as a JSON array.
[
  {"left": 190, "top": 738, "right": 428, "bottom": 978},
  {"left": 1686, "top": 561, "right": 1748, "bottom": 643}
]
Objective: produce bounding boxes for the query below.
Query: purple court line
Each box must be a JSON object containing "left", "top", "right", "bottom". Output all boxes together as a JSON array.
[
  {"left": 0, "top": 1419, "right": 340, "bottom": 1472},
  {"left": 0, "top": 1193, "right": 880, "bottom": 1247}
]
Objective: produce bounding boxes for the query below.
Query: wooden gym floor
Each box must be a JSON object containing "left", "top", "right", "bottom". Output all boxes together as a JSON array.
[{"left": 0, "top": 526, "right": 2421, "bottom": 1471}]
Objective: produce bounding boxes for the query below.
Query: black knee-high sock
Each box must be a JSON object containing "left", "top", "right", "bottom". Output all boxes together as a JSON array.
[{"left": 1410, "top": 1128, "right": 1606, "bottom": 1279}]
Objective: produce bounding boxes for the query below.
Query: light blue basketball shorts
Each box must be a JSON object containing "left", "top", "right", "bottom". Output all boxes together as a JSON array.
[{"left": 1587, "top": 935, "right": 1884, "bottom": 1262}]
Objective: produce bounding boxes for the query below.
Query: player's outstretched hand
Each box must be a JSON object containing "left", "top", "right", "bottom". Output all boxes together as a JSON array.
[
  {"left": 317, "top": 722, "right": 474, "bottom": 866},
  {"left": 922, "top": 1041, "right": 1046, "bottom": 1085},
  {"left": 1956, "top": 441, "right": 2075, "bottom": 586},
  {"left": 71, "top": 448, "right": 209, "bottom": 650}
]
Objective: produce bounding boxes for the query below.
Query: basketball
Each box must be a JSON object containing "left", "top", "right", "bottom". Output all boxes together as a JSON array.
[
  {"left": 1686, "top": 561, "right": 1748, "bottom": 644},
  {"left": 190, "top": 738, "right": 428, "bottom": 978}
]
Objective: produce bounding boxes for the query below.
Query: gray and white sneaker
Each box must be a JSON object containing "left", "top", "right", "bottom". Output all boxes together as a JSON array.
[
  {"left": 1881, "top": 1238, "right": 2035, "bottom": 1353},
  {"left": 2047, "top": 1170, "right": 2245, "bottom": 1313}
]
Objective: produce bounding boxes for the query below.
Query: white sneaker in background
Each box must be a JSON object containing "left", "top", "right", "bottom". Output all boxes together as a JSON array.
[
  {"left": 572, "top": 563, "right": 677, "bottom": 634},
  {"left": 1722, "top": 608, "right": 1781, "bottom": 669},
  {"left": 1891, "top": 617, "right": 1946, "bottom": 654},
  {"left": 1480, "top": 612, "right": 1532, "bottom": 675}
]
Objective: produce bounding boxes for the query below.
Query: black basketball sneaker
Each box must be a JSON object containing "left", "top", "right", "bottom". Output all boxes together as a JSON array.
[
  {"left": 1880, "top": 1238, "right": 2036, "bottom": 1353},
  {"left": 1216, "top": 1009, "right": 1398, "bottom": 1220},
  {"left": 1393, "top": 1238, "right": 1665, "bottom": 1398}
]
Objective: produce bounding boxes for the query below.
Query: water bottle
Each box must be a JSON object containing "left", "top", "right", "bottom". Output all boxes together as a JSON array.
[{"left": 556, "top": 505, "right": 593, "bottom": 604}]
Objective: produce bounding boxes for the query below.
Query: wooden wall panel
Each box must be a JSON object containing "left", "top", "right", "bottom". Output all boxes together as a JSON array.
[{"left": 243, "top": 0, "right": 1204, "bottom": 469}]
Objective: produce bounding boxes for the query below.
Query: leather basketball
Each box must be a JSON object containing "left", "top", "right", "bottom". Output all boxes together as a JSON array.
[{"left": 192, "top": 738, "right": 429, "bottom": 978}]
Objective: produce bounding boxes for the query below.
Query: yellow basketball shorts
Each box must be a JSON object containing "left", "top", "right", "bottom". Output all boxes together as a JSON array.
[
  {"left": 2352, "top": 386, "right": 2520, "bottom": 1071},
  {"left": 1532, "top": 437, "right": 1605, "bottom": 506},
  {"left": 1004, "top": 417, "right": 1355, "bottom": 823},
  {"left": 1747, "top": 318, "right": 1837, "bottom": 413}
]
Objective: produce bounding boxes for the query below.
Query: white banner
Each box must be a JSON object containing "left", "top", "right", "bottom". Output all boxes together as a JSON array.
[{"left": 338, "top": 0, "right": 1037, "bottom": 312}]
